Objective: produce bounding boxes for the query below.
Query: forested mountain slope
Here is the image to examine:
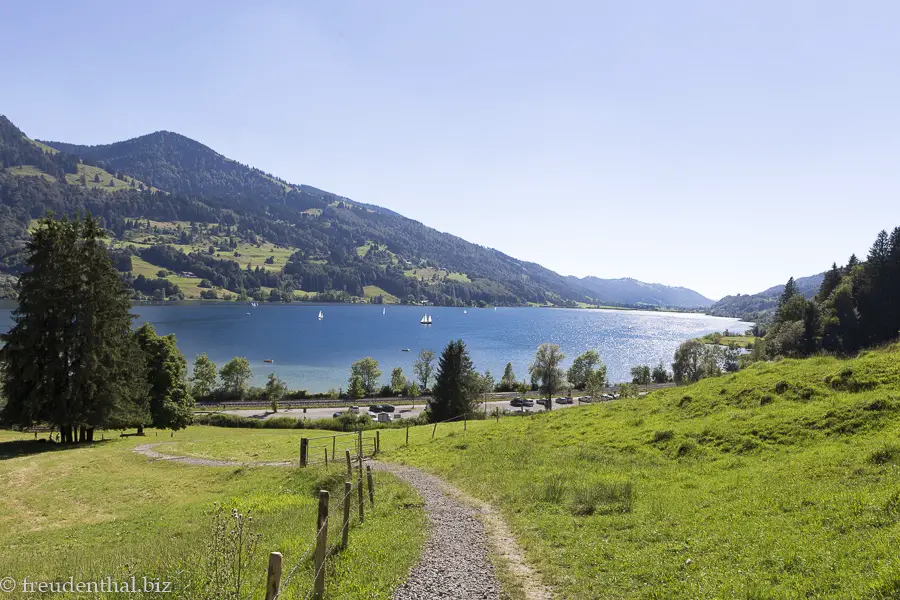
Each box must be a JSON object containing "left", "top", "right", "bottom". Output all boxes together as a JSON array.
[
  {"left": 709, "top": 272, "right": 824, "bottom": 320},
  {"left": 2, "top": 115, "right": 601, "bottom": 305},
  {"left": 568, "top": 276, "right": 713, "bottom": 308}
]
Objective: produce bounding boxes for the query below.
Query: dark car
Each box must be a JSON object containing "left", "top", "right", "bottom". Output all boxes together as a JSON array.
[
  {"left": 369, "top": 404, "right": 382, "bottom": 413},
  {"left": 555, "top": 397, "right": 573, "bottom": 405},
  {"left": 379, "top": 404, "right": 396, "bottom": 413},
  {"left": 510, "top": 397, "right": 525, "bottom": 407},
  {"left": 332, "top": 411, "right": 344, "bottom": 418}
]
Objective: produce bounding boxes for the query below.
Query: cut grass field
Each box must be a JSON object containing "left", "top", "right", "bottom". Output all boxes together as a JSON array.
[
  {"left": 0, "top": 427, "right": 426, "bottom": 599},
  {"left": 403, "top": 266, "right": 471, "bottom": 283},
  {"left": 363, "top": 285, "right": 400, "bottom": 303}
]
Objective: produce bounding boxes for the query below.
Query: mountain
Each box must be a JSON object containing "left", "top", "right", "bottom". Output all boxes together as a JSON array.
[
  {"left": 708, "top": 272, "right": 824, "bottom": 320},
  {"left": 2, "top": 115, "right": 605, "bottom": 306},
  {"left": 567, "top": 276, "right": 713, "bottom": 308}
]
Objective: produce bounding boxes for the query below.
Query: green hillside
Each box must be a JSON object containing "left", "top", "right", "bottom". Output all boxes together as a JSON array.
[{"left": 380, "top": 345, "right": 900, "bottom": 599}]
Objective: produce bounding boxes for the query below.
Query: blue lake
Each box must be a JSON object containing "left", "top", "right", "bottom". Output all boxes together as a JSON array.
[{"left": 0, "top": 303, "right": 750, "bottom": 393}]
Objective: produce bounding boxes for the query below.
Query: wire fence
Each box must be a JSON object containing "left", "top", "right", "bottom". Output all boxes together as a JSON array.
[{"left": 265, "top": 442, "right": 380, "bottom": 600}]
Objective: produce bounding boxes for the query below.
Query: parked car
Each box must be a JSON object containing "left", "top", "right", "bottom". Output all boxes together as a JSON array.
[
  {"left": 555, "top": 397, "right": 573, "bottom": 405},
  {"left": 332, "top": 411, "right": 343, "bottom": 418},
  {"left": 369, "top": 404, "right": 381, "bottom": 413},
  {"left": 510, "top": 397, "right": 525, "bottom": 407},
  {"left": 536, "top": 398, "right": 549, "bottom": 407},
  {"left": 378, "top": 404, "right": 396, "bottom": 413},
  {"left": 377, "top": 413, "right": 392, "bottom": 423},
  {"left": 348, "top": 406, "right": 360, "bottom": 413},
  {"left": 523, "top": 399, "right": 535, "bottom": 407},
  {"left": 580, "top": 396, "right": 593, "bottom": 403}
]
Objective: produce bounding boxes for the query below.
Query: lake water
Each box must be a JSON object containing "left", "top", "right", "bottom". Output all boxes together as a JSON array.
[{"left": 0, "top": 303, "right": 750, "bottom": 393}]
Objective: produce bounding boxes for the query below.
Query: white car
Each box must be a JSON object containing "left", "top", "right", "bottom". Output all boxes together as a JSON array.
[
  {"left": 348, "top": 406, "right": 360, "bottom": 413},
  {"left": 377, "top": 413, "right": 392, "bottom": 423}
]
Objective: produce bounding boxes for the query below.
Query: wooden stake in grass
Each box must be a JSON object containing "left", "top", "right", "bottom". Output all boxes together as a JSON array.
[
  {"left": 345, "top": 449, "right": 352, "bottom": 478},
  {"left": 313, "top": 490, "right": 329, "bottom": 600},
  {"left": 376, "top": 430, "right": 380, "bottom": 454},
  {"left": 406, "top": 425, "right": 409, "bottom": 445},
  {"left": 357, "top": 473, "right": 365, "bottom": 523},
  {"left": 324, "top": 447, "right": 328, "bottom": 469},
  {"left": 342, "top": 481, "right": 351, "bottom": 550},
  {"left": 432, "top": 422, "right": 437, "bottom": 439},
  {"left": 265, "top": 552, "right": 282, "bottom": 600},
  {"left": 332, "top": 435, "right": 336, "bottom": 460},
  {"left": 366, "top": 465, "right": 375, "bottom": 507},
  {"left": 300, "top": 438, "right": 308, "bottom": 467}
]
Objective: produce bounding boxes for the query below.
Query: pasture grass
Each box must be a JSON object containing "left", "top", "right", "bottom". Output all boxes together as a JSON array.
[
  {"left": 0, "top": 427, "right": 426, "bottom": 599},
  {"left": 363, "top": 285, "right": 400, "bottom": 303},
  {"left": 373, "top": 344, "right": 900, "bottom": 599}
]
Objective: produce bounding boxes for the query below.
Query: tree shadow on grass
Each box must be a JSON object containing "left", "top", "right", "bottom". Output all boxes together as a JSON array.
[{"left": 0, "top": 438, "right": 115, "bottom": 460}]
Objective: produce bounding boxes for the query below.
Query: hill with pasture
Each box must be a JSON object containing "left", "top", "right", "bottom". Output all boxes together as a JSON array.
[{"left": 568, "top": 276, "right": 713, "bottom": 308}]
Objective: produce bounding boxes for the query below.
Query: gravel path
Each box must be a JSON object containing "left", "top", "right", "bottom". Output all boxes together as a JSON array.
[
  {"left": 133, "top": 442, "right": 294, "bottom": 467},
  {"left": 373, "top": 462, "right": 501, "bottom": 600},
  {"left": 134, "top": 443, "right": 551, "bottom": 598}
]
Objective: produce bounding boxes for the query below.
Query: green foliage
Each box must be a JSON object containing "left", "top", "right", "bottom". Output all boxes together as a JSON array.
[
  {"left": 413, "top": 349, "right": 435, "bottom": 390},
  {"left": 219, "top": 357, "right": 251, "bottom": 396},
  {"left": 390, "top": 367, "right": 407, "bottom": 394},
  {"left": 264, "top": 373, "right": 287, "bottom": 412},
  {"left": 191, "top": 353, "right": 218, "bottom": 397},
  {"left": 530, "top": 343, "right": 566, "bottom": 407},
  {"left": 498, "top": 362, "right": 517, "bottom": 391},
  {"left": 134, "top": 323, "right": 194, "bottom": 431},
  {"left": 567, "top": 350, "right": 605, "bottom": 390},
  {"left": 348, "top": 374, "right": 366, "bottom": 400},
  {"left": 672, "top": 339, "right": 721, "bottom": 384},
  {"left": 651, "top": 361, "right": 671, "bottom": 383},
  {"left": 0, "top": 215, "right": 147, "bottom": 440},
  {"left": 430, "top": 339, "right": 477, "bottom": 421},
  {"left": 630, "top": 365, "right": 651, "bottom": 385},
  {"left": 350, "top": 357, "right": 381, "bottom": 396}
]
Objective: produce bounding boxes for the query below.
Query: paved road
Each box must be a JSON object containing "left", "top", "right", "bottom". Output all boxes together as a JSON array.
[{"left": 213, "top": 397, "right": 600, "bottom": 422}]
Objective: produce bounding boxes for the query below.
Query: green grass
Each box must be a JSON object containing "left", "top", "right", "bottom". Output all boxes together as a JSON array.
[
  {"left": 404, "top": 267, "right": 470, "bottom": 283},
  {"left": 129, "top": 256, "right": 209, "bottom": 298},
  {"left": 372, "top": 345, "right": 900, "bottom": 599},
  {"left": 6, "top": 165, "right": 58, "bottom": 181},
  {"left": 0, "top": 426, "right": 426, "bottom": 599},
  {"left": 698, "top": 332, "right": 759, "bottom": 348},
  {"left": 363, "top": 285, "right": 400, "bottom": 303},
  {"left": 64, "top": 164, "right": 159, "bottom": 193}
]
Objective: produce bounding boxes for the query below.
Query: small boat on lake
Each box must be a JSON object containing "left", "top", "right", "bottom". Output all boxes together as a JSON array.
[
  {"left": 318, "top": 310, "right": 324, "bottom": 320},
  {"left": 383, "top": 307, "right": 386, "bottom": 315},
  {"left": 402, "top": 348, "right": 410, "bottom": 352},
  {"left": 420, "top": 313, "right": 432, "bottom": 325},
  {"left": 264, "top": 359, "right": 274, "bottom": 364}
]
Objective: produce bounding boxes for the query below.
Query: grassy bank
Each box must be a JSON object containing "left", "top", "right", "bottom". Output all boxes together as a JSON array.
[
  {"left": 376, "top": 345, "right": 900, "bottom": 599},
  {"left": 0, "top": 427, "right": 426, "bottom": 599},
  {"left": 697, "top": 332, "right": 759, "bottom": 348}
]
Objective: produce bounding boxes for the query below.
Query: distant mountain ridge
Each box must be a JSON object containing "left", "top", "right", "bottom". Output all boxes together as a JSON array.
[
  {"left": 567, "top": 276, "right": 713, "bottom": 308},
  {"left": 708, "top": 272, "right": 825, "bottom": 320},
  {"left": 1, "top": 113, "right": 705, "bottom": 308}
]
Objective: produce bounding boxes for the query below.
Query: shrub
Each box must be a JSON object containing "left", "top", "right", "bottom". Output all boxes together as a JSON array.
[
  {"left": 774, "top": 381, "right": 790, "bottom": 394},
  {"left": 760, "top": 394, "right": 774, "bottom": 406},
  {"left": 652, "top": 430, "right": 674, "bottom": 443},
  {"left": 869, "top": 445, "right": 900, "bottom": 465}
]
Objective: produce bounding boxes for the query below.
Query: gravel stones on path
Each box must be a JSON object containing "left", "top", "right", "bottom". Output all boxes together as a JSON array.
[{"left": 373, "top": 462, "right": 500, "bottom": 600}]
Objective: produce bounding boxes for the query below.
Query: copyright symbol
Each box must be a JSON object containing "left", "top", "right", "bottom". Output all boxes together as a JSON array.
[{"left": 0, "top": 577, "right": 15, "bottom": 593}]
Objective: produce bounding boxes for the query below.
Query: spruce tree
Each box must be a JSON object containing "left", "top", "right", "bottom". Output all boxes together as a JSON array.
[
  {"left": 429, "top": 340, "right": 476, "bottom": 422},
  {"left": 135, "top": 323, "right": 194, "bottom": 433},
  {"left": 816, "top": 263, "right": 843, "bottom": 303},
  {"left": 0, "top": 215, "right": 146, "bottom": 442}
]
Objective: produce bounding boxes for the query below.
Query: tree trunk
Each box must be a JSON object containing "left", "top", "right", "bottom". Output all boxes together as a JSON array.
[
  {"left": 137, "top": 425, "right": 144, "bottom": 436},
  {"left": 87, "top": 428, "right": 94, "bottom": 442},
  {"left": 78, "top": 426, "right": 86, "bottom": 443},
  {"left": 61, "top": 425, "right": 72, "bottom": 444}
]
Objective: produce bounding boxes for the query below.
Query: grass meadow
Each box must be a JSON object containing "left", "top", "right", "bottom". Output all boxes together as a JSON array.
[{"left": 0, "top": 428, "right": 426, "bottom": 599}]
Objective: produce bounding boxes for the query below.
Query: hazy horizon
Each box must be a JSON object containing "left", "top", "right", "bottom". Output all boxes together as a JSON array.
[{"left": 3, "top": 1, "right": 897, "bottom": 299}]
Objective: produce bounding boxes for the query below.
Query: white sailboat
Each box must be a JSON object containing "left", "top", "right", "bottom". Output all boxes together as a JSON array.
[
  {"left": 420, "top": 313, "right": 432, "bottom": 325},
  {"left": 318, "top": 310, "right": 324, "bottom": 320},
  {"left": 463, "top": 309, "right": 467, "bottom": 314},
  {"left": 383, "top": 307, "right": 386, "bottom": 315}
]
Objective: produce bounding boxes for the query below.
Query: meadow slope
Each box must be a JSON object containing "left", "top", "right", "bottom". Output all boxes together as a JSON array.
[{"left": 382, "top": 345, "right": 900, "bottom": 599}]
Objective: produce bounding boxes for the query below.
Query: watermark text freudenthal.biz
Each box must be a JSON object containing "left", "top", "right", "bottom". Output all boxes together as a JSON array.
[{"left": 0, "top": 576, "right": 173, "bottom": 594}]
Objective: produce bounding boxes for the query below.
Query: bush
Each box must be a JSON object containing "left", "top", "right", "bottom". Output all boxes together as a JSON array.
[
  {"left": 652, "top": 430, "right": 674, "bottom": 443},
  {"left": 869, "top": 445, "right": 900, "bottom": 465}
]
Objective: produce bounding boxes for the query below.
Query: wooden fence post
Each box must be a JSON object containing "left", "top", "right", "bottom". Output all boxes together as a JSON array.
[
  {"left": 357, "top": 471, "right": 365, "bottom": 523},
  {"left": 332, "top": 435, "right": 336, "bottom": 460},
  {"left": 345, "top": 449, "right": 352, "bottom": 478},
  {"left": 406, "top": 426, "right": 409, "bottom": 445},
  {"left": 313, "top": 490, "right": 329, "bottom": 600},
  {"left": 357, "top": 430, "right": 363, "bottom": 460},
  {"left": 432, "top": 422, "right": 437, "bottom": 439},
  {"left": 464, "top": 415, "right": 467, "bottom": 431},
  {"left": 342, "top": 481, "right": 351, "bottom": 550},
  {"left": 375, "top": 430, "right": 380, "bottom": 454},
  {"left": 324, "top": 447, "right": 328, "bottom": 469},
  {"left": 366, "top": 465, "right": 375, "bottom": 507},
  {"left": 300, "top": 438, "right": 308, "bottom": 467},
  {"left": 265, "top": 552, "right": 282, "bottom": 600}
]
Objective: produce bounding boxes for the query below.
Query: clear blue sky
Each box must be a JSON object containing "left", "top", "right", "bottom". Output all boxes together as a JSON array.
[{"left": 3, "top": 1, "right": 898, "bottom": 299}]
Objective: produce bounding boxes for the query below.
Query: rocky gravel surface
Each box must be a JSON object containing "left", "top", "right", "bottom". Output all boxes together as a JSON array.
[{"left": 373, "top": 462, "right": 500, "bottom": 600}]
